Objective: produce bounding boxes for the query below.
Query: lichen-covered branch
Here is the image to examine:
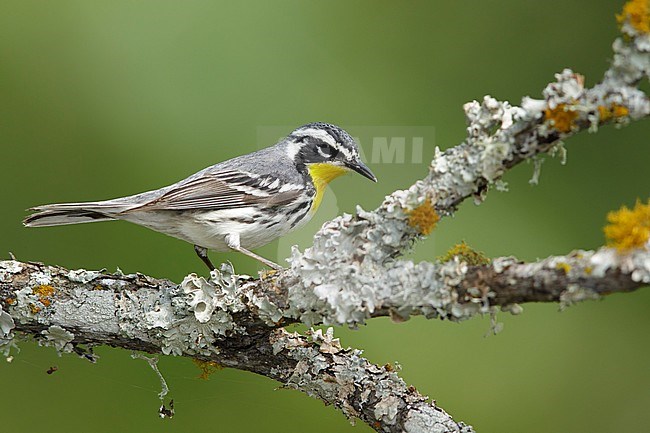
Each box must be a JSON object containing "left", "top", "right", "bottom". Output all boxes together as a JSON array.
[
  {"left": 0, "top": 260, "right": 474, "bottom": 433},
  {"left": 1, "top": 245, "right": 648, "bottom": 430},
  {"left": 2, "top": 245, "right": 648, "bottom": 352},
  {"left": 283, "top": 247, "right": 650, "bottom": 326},
  {"left": 3, "top": 3, "right": 650, "bottom": 432}
]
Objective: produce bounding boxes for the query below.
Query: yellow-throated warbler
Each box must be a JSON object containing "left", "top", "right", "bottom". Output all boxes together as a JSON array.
[{"left": 23, "top": 123, "right": 377, "bottom": 270}]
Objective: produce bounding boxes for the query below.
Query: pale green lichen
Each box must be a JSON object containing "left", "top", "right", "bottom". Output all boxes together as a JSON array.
[
  {"left": 154, "top": 263, "right": 248, "bottom": 357},
  {"left": 288, "top": 250, "right": 497, "bottom": 327},
  {"left": 182, "top": 274, "right": 219, "bottom": 323},
  {"left": 480, "top": 141, "right": 511, "bottom": 182},
  {"left": 494, "top": 179, "right": 509, "bottom": 192},
  {"left": 486, "top": 311, "right": 504, "bottom": 336},
  {"left": 13, "top": 285, "right": 46, "bottom": 319},
  {"left": 501, "top": 303, "right": 524, "bottom": 315},
  {"left": 549, "top": 141, "right": 568, "bottom": 165},
  {"left": 528, "top": 157, "right": 544, "bottom": 185},
  {"left": 309, "top": 327, "right": 343, "bottom": 354},
  {"left": 463, "top": 96, "right": 526, "bottom": 183},
  {"left": 250, "top": 294, "right": 283, "bottom": 325},
  {"left": 590, "top": 247, "right": 650, "bottom": 283},
  {"left": 0, "top": 305, "right": 15, "bottom": 337},
  {"left": 559, "top": 284, "right": 601, "bottom": 310},
  {"left": 271, "top": 328, "right": 473, "bottom": 431},
  {"left": 0, "top": 260, "right": 23, "bottom": 282},
  {"left": 0, "top": 339, "right": 18, "bottom": 358},
  {"left": 374, "top": 395, "right": 401, "bottom": 425},
  {"left": 67, "top": 269, "right": 103, "bottom": 283},
  {"left": 404, "top": 408, "right": 474, "bottom": 433},
  {"left": 41, "top": 325, "right": 74, "bottom": 353}
]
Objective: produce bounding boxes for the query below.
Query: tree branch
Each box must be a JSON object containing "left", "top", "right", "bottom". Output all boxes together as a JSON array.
[
  {"left": 1, "top": 245, "right": 648, "bottom": 431},
  {"left": 0, "top": 259, "right": 477, "bottom": 432}
]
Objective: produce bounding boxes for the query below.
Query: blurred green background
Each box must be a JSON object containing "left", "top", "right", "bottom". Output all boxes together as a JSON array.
[{"left": 1, "top": 1, "right": 649, "bottom": 432}]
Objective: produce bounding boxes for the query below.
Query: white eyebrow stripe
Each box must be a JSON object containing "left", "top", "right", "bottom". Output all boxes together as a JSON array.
[{"left": 297, "top": 128, "right": 338, "bottom": 147}]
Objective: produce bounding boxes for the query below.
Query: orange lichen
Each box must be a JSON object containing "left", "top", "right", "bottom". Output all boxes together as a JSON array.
[
  {"left": 544, "top": 103, "right": 578, "bottom": 133},
  {"left": 598, "top": 105, "right": 608, "bottom": 120},
  {"left": 29, "top": 304, "right": 41, "bottom": 314},
  {"left": 555, "top": 262, "right": 571, "bottom": 274},
  {"left": 192, "top": 359, "right": 224, "bottom": 380},
  {"left": 5, "top": 297, "right": 16, "bottom": 305},
  {"left": 597, "top": 103, "right": 630, "bottom": 122},
  {"left": 407, "top": 198, "right": 439, "bottom": 235},
  {"left": 604, "top": 199, "right": 650, "bottom": 251},
  {"left": 612, "top": 105, "right": 630, "bottom": 118},
  {"left": 617, "top": 0, "right": 650, "bottom": 34},
  {"left": 32, "top": 284, "right": 56, "bottom": 307},
  {"left": 438, "top": 241, "right": 491, "bottom": 266}
]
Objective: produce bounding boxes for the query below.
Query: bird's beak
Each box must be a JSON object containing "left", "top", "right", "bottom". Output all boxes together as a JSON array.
[{"left": 347, "top": 160, "right": 377, "bottom": 182}]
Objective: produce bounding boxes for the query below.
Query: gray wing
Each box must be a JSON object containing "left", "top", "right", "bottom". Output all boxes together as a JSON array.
[{"left": 131, "top": 169, "right": 303, "bottom": 212}]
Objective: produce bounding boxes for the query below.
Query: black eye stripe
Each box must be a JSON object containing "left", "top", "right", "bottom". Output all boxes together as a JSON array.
[{"left": 316, "top": 142, "right": 338, "bottom": 158}]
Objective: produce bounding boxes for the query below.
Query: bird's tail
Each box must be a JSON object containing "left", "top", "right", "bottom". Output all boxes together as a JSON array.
[{"left": 23, "top": 202, "right": 122, "bottom": 227}]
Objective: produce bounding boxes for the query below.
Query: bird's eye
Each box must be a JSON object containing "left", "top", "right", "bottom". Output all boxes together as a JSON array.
[{"left": 316, "top": 142, "right": 337, "bottom": 159}]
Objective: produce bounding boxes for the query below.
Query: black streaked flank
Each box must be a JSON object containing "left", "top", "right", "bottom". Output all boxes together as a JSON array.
[
  {"left": 286, "top": 200, "right": 311, "bottom": 215},
  {"left": 290, "top": 207, "right": 310, "bottom": 229}
]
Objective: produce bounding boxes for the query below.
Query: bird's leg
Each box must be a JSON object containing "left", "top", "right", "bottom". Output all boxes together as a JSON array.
[
  {"left": 194, "top": 245, "right": 216, "bottom": 271},
  {"left": 225, "top": 233, "right": 283, "bottom": 271}
]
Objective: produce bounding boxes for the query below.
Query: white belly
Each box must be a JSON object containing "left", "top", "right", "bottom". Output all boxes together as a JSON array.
[{"left": 123, "top": 204, "right": 313, "bottom": 252}]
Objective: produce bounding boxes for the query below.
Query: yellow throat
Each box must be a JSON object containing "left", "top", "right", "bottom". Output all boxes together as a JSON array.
[{"left": 307, "top": 163, "right": 349, "bottom": 213}]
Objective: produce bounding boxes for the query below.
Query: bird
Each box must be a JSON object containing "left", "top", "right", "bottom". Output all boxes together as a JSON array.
[{"left": 23, "top": 122, "right": 377, "bottom": 271}]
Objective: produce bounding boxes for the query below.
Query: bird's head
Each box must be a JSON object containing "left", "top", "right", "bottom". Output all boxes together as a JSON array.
[{"left": 285, "top": 122, "right": 377, "bottom": 183}]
